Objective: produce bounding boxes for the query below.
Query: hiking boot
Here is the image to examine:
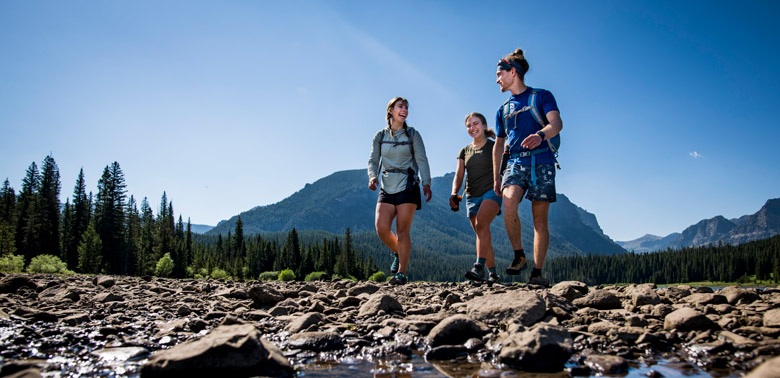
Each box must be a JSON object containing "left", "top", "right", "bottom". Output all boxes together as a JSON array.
[
  {"left": 390, "top": 253, "right": 399, "bottom": 275},
  {"left": 505, "top": 251, "right": 528, "bottom": 275},
  {"left": 388, "top": 272, "right": 408, "bottom": 285},
  {"left": 528, "top": 276, "right": 550, "bottom": 287},
  {"left": 464, "top": 263, "right": 486, "bottom": 281},
  {"left": 487, "top": 272, "right": 502, "bottom": 285}
]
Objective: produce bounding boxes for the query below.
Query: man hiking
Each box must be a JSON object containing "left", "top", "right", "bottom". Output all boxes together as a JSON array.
[{"left": 492, "top": 48, "right": 563, "bottom": 286}]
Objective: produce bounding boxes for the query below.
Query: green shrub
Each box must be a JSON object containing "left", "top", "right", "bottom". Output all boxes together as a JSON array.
[
  {"left": 210, "top": 268, "right": 231, "bottom": 280},
  {"left": 258, "top": 271, "right": 279, "bottom": 281},
  {"left": 155, "top": 253, "right": 174, "bottom": 277},
  {"left": 368, "top": 271, "right": 386, "bottom": 282},
  {"left": 26, "top": 254, "right": 73, "bottom": 274},
  {"left": 0, "top": 254, "right": 24, "bottom": 273},
  {"left": 304, "top": 271, "right": 328, "bottom": 281},
  {"left": 278, "top": 268, "right": 296, "bottom": 281}
]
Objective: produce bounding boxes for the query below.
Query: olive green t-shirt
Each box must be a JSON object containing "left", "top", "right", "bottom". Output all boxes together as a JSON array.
[{"left": 458, "top": 139, "right": 495, "bottom": 198}]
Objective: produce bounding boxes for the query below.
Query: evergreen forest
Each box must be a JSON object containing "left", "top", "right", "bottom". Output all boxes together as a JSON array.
[{"left": 1, "top": 155, "right": 778, "bottom": 285}]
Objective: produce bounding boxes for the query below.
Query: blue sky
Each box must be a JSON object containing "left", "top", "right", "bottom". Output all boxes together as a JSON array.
[{"left": 1, "top": 1, "right": 779, "bottom": 241}]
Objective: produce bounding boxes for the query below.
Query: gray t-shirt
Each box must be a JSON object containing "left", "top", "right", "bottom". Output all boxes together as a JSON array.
[{"left": 458, "top": 139, "right": 495, "bottom": 198}]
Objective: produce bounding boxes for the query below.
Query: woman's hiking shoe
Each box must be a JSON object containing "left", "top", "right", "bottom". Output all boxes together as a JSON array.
[
  {"left": 487, "top": 272, "right": 502, "bottom": 285},
  {"left": 390, "top": 253, "right": 399, "bottom": 275},
  {"left": 388, "top": 272, "right": 408, "bottom": 285},
  {"left": 465, "top": 263, "right": 486, "bottom": 281},
  {"left": 528, "top": 276, "right": 550, "bottom": 287},
  {"left": 505, "top": 252, "right": 528, "bottom": 275}
]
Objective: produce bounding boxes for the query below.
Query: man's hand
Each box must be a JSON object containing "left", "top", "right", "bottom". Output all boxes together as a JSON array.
[{"left": 520, "top": 133, "right": 544, "bottom": 149}]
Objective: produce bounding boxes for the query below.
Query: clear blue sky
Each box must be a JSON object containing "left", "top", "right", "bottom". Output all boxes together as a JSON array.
[{"left": 1, "top": 1, "right": 779, "bottom": 241}]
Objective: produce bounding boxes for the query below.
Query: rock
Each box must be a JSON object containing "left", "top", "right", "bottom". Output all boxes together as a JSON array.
[
  {"left": 2, "top": 368, "right": 43, "bottom": 378},
  {"left": 664, "top": 307, "right": 719, "bottom": 332},
  {"left": 12, "top": 307, "right": 57, "bottom": 322},
  {"left": 665, "top": 285, "right": 692, "bottom": 299},
  {"left": 585, "top": 354, "right": 628, "bottom": 374},
  {"left": 248, "top": 285, "right": 284, "bottom": 307},
  {"left": 337, "top": 296, "right": 362, "bottom": 308},
  {"left": 38, "top": 286, "right": 80, "bottom": 303},
  {"left": 720, "top": 287, "right": 760, "bottom": 305},
  {"left": 763, "top": 308, "right": 780, "bottom": 327},
  {"left": 499, "top": 324, "right": 573, "bottom": 372},
  {"left": 141, "top": 324, "right": 293, "bottom": 377},
  {"left": 287, "top": 332, "right": 344, "bottom": 352},
  {"left": 347, "top": 283, "right": 379, "bottom": 297},
  {"left": 299, "top": 284, "right": 319, "bottom": 293},
  {"left": 746, "top": 355, "right": 780, "bottom": 378},
  {"left": 0, "top": 276, "right": 38, "bottom": 293},
  {"left": 587, "top": 321, "right": 618, "bottom": 335},
  {"left": 549, "top": 281, "right": 588, "bottom": 301},
  {"left": 683, "top": 293, "right": 727, "bottom": 306},
  {"left": 572, "top": 290, "right": 622, "bottom": 310},
  {"left": 285, "top": 313, "right": 323, "bottom": 333},
  {"left": 466, "top": 290, "right": 546, "bottom": 326},
  {"left": 427, "top": 315, "right": 484, "bottom": 347},
  {"left": 631, "top": 287, "right": 661, "bottom": 307},
  {"left": 60, "top": 312, "right": 90, "bottom": 326},
  {"left": 93, "top": 292, "right": 124, "bottom": 303},
  {"left": 358, "top": 294, "right": 402, "bottom": 318},
  {"left": 425, "top": 345, "right": 468, "bottom": 360},
  {"left": 95, "top": 276, "right": 116, "bottom": 288},
  {"left": 213, "top": 288, "right": 249, "bottom": 300},
  {"left": 380, "top": 318, "right": 436, "bottom": 335}
]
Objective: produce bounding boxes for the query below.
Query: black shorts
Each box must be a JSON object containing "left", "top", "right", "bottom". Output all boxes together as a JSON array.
[{"left": 378, "top": 184, "right": 421, "bottom": 210}]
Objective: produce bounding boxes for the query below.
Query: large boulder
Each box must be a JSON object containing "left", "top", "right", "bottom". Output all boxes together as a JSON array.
[
  {"left": 549, "top": 281, "right": 588, "bottom": 301},
  {"left": 572, "top": 290, "right": 622, "bottom": 310},
  {"left": 427, "top": 315, "right": 485, "bottom": 347},
  {"left": 248, "top": 285, "right": 285, "bottom": 307},
  {"left": 720, "top": 287, "right": 760, "bottom": 305},
  {"left": 0, "top": 276, "right": 38, "bottom": 293},
  {"left": 140, "top": 324, "right": 293, "bottom": 377},
  {"left": 746, "top": 355, "right": 780, "bottom": 378},
  {"left": 663, "top": 307, "right": 718, "bottom": 332},
  {"left": 465, "top": 290, "right": 546, "bottom": 326},
  {"left": 358, "top": 294, "right": 403, "bottom": 318},
  {"left": 763, "top": 308, "right": 780, "bottom": 328},
  {"left": 499, "top": 324, "right": 573, "bottom": 372}
]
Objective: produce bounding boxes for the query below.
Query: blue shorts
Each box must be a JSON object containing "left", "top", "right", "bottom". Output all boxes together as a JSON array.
[
  {"left": 465, "top": 189, "right": 503, "bottom": 218},
  {"left": 501, "top": 163, "right": 557, "bottom": 202}
]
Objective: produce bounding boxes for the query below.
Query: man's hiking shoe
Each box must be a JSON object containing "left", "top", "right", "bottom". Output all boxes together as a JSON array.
[
  {"left": 528, "top": 276, "right": 550, "bottom": 287},
  {"left": 465, "top": 263, "right": 486, "bottom": 281},
  {"left": 487, "top": 272, "right": 502, "bottom": 285},
  {"left": 505, "top": 252, "right": 528, "bottom": 275},
  {"left": 390, "top": 253, "right": 399, "bottom": 275},
  {"left": 388, "top": 272, "right": 408, "bottom": 285}
]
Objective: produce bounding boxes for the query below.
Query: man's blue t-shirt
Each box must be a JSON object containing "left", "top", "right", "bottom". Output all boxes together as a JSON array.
[{"left": 496, "top": 87, "right": 559, "bottom": 166}]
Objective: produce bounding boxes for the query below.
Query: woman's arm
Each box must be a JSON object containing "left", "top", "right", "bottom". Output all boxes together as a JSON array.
[
  {"left": 367, "top": 131, "right": 383, "bottom": 190},
  {"left": 493, "top": 137, "right": 505, "bottom": 195},
  {"left": 451, "top": 158, "right": 465, "bottom": 208}
]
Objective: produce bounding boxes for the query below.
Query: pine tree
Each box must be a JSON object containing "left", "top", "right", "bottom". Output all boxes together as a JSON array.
[
  {"left": 94, "top": 163, "right": 127, "bottom": 274},
  {"left": 153, "top": 192, "right": 174, "bottom": 267},
  {"left": 61, "top": 199, "right": 73, "bottom": 263},
  {"left": 37, "top": 155, "right": 61, "bottom": 258},
  {"left": 65, "top": 169, "right": 90, "bottom": 270},
  {"left": 78, "top": 222, "right": 103, "bottom": 274},
  {"left": 125, "top": 195, "right": 141, "bottom": 276},
  {"left": 16, "top": 162, "right": 40, "bottom": 263},
  {"left": 138, "top": 197, "right": 155, "bottom": 276},
  {"left": 0, "top": 179, "right": 16, "bottom": 256}
]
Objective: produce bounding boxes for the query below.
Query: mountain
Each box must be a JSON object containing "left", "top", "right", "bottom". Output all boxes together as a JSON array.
[
  {"left": 189, "top": 224, "right": 214, "bottom": 234},
  {"left": 617, "top": 198, "right": 780, "bottom": 252},
  {"left": 207, "top": 169, "right": 626, "bottom": 261}
]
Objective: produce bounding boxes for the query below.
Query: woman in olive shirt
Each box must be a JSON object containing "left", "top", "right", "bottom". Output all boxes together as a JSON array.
[{"left": 450, "top": 112, "right": 502, "bottom": 283}]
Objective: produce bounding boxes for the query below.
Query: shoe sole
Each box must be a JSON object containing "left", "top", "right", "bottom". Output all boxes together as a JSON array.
[
  {"left": 465, "top": 271, "right": 485, "bottom": 281},
  {"left": 505, "top": 264, "right": 527, "bottom": 275}
]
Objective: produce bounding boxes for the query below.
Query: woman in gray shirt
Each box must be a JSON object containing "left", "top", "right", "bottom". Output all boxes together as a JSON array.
[{"left": 368, "top": 97, "right": 432, "bottom": 285}]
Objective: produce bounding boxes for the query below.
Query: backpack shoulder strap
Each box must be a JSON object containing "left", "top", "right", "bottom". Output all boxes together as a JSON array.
[
  {"left": 528, "top": 89, "right": 545, "bottom": 128},
  {"left": 502, "top": 98, "right": 512, "bottom": 136}
]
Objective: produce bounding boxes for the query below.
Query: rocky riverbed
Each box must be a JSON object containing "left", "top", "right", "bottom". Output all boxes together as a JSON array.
[{"left": 1, "top": 273, "right": 779, "bottom": 377}]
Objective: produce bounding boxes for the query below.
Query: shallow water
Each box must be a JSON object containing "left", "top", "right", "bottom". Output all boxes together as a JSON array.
[{"left": 296, "top": 353, "right": 738, "bottom": 378}]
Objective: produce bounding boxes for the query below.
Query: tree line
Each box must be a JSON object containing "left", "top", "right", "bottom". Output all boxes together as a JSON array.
[
  {"left": 544, "top": 235, "right": 780, "bottom": 285},
  {"left": 2, "top": 155, "right": 778, "bottom": 284},
  {"left": 0, "top": 156, "right": 377, "bottom": 280}
]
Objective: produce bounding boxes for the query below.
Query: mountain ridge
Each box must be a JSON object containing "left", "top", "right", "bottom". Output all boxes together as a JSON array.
[{"left": 617, "top": 198, "right": 780, "bottom": 252}]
